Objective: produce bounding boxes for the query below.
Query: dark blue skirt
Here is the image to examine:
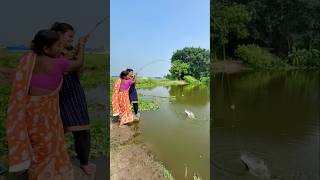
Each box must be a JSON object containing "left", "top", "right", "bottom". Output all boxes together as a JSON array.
[
  {"left": 59, "top": 73, "right": 90, "bottom": 130},
  {"left": 129, "top": 84, "right": 138, "bottom": 102}
]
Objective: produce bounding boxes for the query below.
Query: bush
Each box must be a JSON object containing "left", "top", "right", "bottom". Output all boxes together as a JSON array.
[
  {"left": 200, "top": 77, "right": 210, "bottom": 84},
  {"left": 184, "top": 75, "right": 200, "bottom": 85},
  {"left": 235, "top": 44, "right": 284, "bottom": 68},
  {"left": 288, "top": 48, "right": 320, "bottom": 68}
]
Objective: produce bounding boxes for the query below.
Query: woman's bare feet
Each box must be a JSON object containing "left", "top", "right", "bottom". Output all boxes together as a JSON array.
[
  {"left": 119, "top": 124, "right": 127, "bottom": 128},
  {"left": 80, "top": 162, "right": 96, "bottom": 176},
  {"left": 136, "top": 112, "right": 141, "bottom": 119}
]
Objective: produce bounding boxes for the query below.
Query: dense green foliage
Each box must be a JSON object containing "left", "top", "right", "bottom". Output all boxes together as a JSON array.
[
  {"left": 169, "top": 60, "right": 189, "bottom": 80},
  {"left": 235, "top": 44, "right": 285, "bottom": 68},
  {"left": 288, "top": 48, "right": 320, "bottom": 68},
  {"left": 211, "top": 0, "right": 320, "bottom": 68},
  {"left": 184, "top": 75, "right": 201, "bottom": 85},
  {"left": 169, "top": 47, "right": 210, "bottom": 79}
]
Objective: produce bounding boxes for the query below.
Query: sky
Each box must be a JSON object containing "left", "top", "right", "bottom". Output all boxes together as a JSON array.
[
  {"left": 110, "top": 0, "right": 210, "bottom": 77},
  {"left": 0, "top": 0, "right": 108, "bottom": 49}
]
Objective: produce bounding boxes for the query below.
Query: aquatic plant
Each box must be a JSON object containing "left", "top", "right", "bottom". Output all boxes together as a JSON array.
[
  {"left": 161, "top": 164, "right": 174, "bottom": 180},
  {"left": 138, "top": 99, "right": 160, "bottom": 112}
]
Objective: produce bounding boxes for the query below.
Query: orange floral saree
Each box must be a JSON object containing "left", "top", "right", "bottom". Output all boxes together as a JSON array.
[
  {"left": 111, "top": 78, "right": 133, "bottom": 126},
  {"left": 5, "top": 52, "right": 73, "bottom": 180}
]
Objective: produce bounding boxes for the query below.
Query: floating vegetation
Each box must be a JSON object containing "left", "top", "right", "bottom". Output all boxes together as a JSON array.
[
  {"left": 161, "top": 164, "right": 174, "bottom": 180},
  {"left": 138, "top": 99, "right": 160, "bottom": 112}
]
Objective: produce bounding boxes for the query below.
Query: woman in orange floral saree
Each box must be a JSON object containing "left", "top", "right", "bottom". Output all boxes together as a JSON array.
[
  {"left": 6, "top": 52, "right": 73, "bottom": 180},
  {"left": 5, "top": 30, "right": 88, "bottom": 180},
  {"left": 112, "top": 71, "right": 134, "bottom": 128}
]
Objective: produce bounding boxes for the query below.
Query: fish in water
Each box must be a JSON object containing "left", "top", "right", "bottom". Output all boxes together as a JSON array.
[
  {"left": 240, "top": 153, "right": 271, "bottom": 179},
  {"left": 185, "top": 109, "right": 195, "bottom": 119}
]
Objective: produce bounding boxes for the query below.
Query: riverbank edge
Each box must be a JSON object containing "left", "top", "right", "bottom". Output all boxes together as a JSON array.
[
  {"left": 212, "top": 60, "right": 320, "bottom": 74},
  {"left": 110, "top": 121, "right": 174, "bottom": 180}
]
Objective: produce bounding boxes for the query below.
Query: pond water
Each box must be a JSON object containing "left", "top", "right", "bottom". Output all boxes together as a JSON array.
[
  {"left": 135, "top": 85, "right": 210, "bottom": 180},
  {"left": 212, "top": 71, "right": 320, "bottom": 180}
]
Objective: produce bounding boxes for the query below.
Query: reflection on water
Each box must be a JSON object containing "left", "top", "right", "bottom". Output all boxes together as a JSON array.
[
  {"left": 212, "top": 71, "right": 320, "bottom": 180},
  {"left": 137, "top": 85, "right": 210, "bottom": 180}
]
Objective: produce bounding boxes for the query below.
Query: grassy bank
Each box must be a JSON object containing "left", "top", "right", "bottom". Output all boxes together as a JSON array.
[{"left": 219, "top": 45, "right": 320, "bottom": 70}]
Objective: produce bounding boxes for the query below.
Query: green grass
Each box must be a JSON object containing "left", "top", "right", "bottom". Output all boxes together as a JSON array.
[
  {"left": 0, "top": 86, "right": 10, "bottom": 157},
  {"left": 137, "top": 99, "right": 160, "bottom": 111},
  {"left": 0, "top": 51, "right": 22, "bottom": 68},
  {"left": 136, "top": 79, "right": 185, "bottom": 89},
  {"left": 65, "top": 120, "right": 108, "bottom": 159},
  {"left": 80, "top": 53, "right": 107, "bottom": 88},
  {"left": 160, "top": 164, "right": 175, "bottom": 180}
]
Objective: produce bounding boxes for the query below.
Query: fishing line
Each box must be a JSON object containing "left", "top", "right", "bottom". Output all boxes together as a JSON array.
[
  {"left": 136, "top": 59, "right": 167, "bottom": 74},
  {"left": 87, "top": 16, "right": 108, "bottom": 35}
]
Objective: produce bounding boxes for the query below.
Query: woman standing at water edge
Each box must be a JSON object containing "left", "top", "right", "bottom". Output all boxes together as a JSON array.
[
  {"left": 126, "top": 68, "right": 140, "bottom": 120},
  {"left": 112, "top": 71, "right": 135, "bottom": 128},
  {"left": 6, "top": 29, "right": 87, "bottom": 179},
  {"left": 51, "top": 22, "right": 95, "bottom": 175}
]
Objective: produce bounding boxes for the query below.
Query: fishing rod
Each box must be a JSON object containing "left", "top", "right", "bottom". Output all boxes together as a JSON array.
[{"left": 87, "top": 16, "right": 108, "bottom": 35}]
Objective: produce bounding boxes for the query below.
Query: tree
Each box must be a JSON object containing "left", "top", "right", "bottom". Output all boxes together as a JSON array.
[
  {"left": 171, "top": 47, "right": 210, "bottom": 79},
  {"left": 169, "top": 60, "right": 189, "bottom": 80},
  {"left": 214, "top": 2, "right": 252, "bottom": 59}
]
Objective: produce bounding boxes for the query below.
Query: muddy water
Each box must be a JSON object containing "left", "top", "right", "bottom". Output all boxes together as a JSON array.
[
  {"left": 136, "top": 85, "right": 210, "bottom": 180},
  {"left": 212, "top": 71, "right": 320, "bottom": 180}
]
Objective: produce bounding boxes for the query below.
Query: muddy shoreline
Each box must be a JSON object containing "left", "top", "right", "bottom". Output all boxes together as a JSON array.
[{"left": 110, "top": 121, "right": 171, "bottom": 180}]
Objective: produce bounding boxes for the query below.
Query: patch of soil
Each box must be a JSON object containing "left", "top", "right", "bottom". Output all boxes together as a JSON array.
[
  {"left": 0, "top": 159, "right": 107, "bottom": 180},
  {"left": 0, "top": 155, "right": 107, "bottom": 180},
  {"left": 110, "top": 122, "right": 166, "bottom": 180},
  {"left": 212, "top": 60, "right": 252, "bottom": 74}
]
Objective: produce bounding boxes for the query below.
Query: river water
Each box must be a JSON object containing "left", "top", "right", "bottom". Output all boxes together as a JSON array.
[
  {"left": 212, "top": 71, "right": 320, "bottom": 180},
  {"left": 136, "top": 85, "right": 210, "bottom": 180}
]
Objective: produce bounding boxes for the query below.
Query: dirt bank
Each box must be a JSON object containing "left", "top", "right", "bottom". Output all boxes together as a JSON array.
[
  {"left": 0, "top": 156, "right": 107, "bottom": 180},
  {"left": 110, "top": 122, "right": 170, "bottom": 180},
  {"left": 212, "top": 60, "right": 252, "bottom": 74}
]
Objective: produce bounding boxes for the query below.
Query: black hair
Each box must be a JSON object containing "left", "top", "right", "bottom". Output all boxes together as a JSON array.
[
  {"left": 120, "top": 71, "right": 129, "bottom": 79},
  {"left": 50, "top": 22, "right": 74, "bottom": 33},
  {"left": 30, "top": 30, "right": 60, "bottom": 55},
  {"left": 126, "top": 68, "right": 134, "bottom": 72}
]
